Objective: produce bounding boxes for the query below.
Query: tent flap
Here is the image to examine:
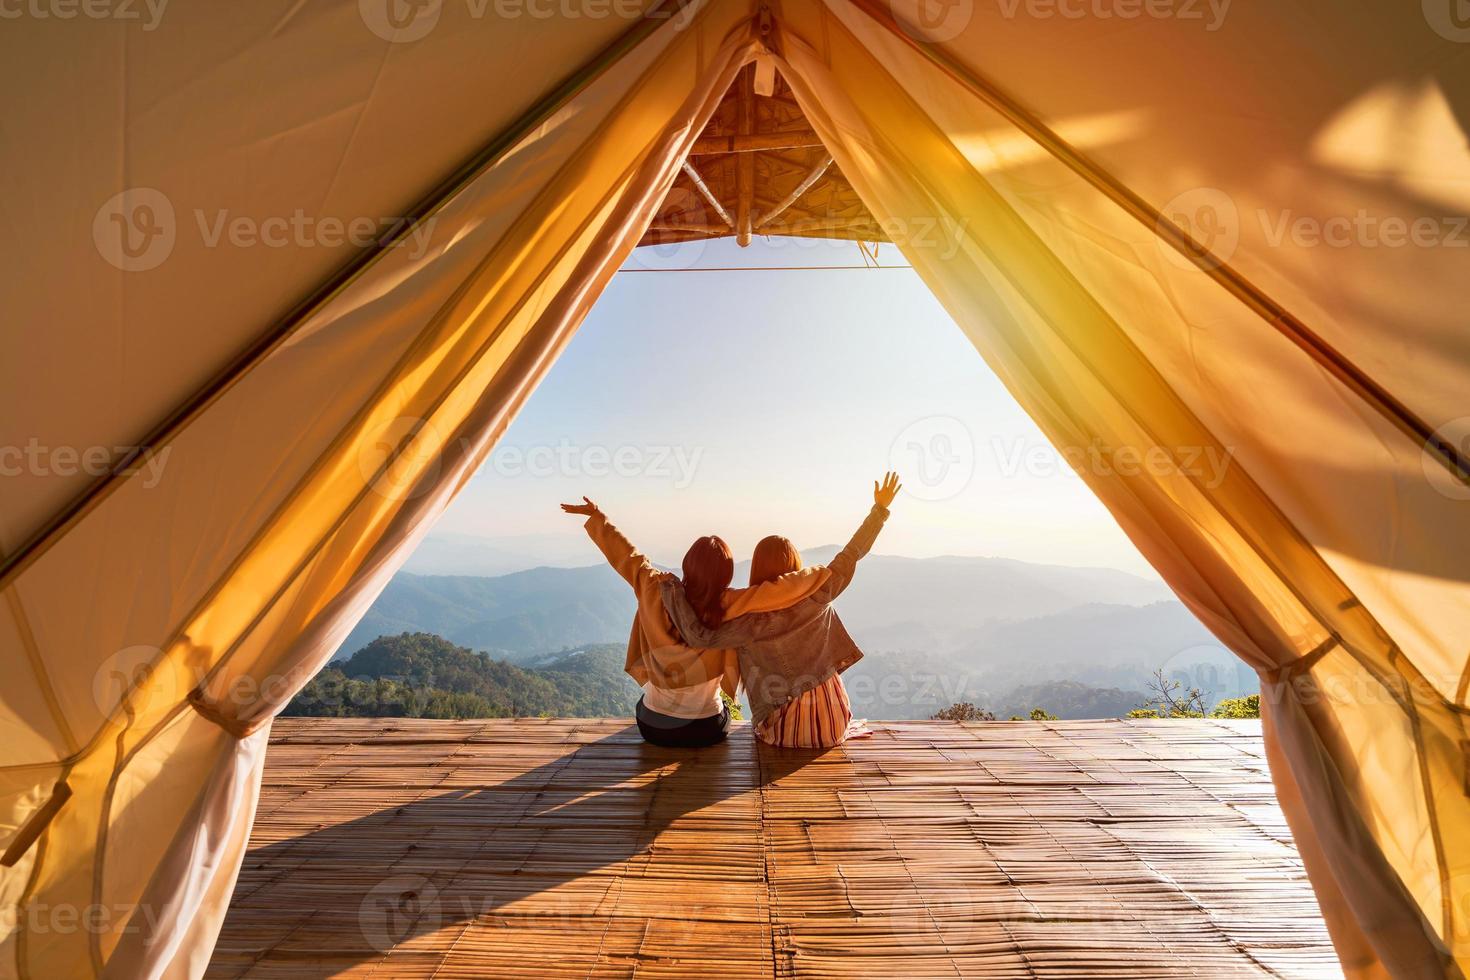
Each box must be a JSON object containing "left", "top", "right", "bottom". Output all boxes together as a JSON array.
[{"left": 2, "top": 0, "right": 1467, "bottom": 976}]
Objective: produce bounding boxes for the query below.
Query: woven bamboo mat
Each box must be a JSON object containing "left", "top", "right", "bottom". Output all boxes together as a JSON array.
[{"left": 206, "top": 718, "right": 1339, "bottom": 978}]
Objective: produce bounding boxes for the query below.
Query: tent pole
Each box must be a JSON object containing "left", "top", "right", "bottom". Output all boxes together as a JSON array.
[
  {"left": 844, "top": 0, "right": 1470, "bottom": 486},
  {"left": 0, "top": 0, "right": 694, "bottom": 591}
]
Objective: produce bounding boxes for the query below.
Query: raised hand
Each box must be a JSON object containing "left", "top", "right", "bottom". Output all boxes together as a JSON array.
[
  {"left": 873, "top": 471, "right": 902, "bottom": 509},
  {"left": 560, "top": 496, "right": 602, "bottom": 518}
]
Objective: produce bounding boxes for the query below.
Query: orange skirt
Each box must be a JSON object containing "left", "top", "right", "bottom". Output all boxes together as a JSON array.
[{"left": 755, "top": 674, "right": 852, "bottom": 748}]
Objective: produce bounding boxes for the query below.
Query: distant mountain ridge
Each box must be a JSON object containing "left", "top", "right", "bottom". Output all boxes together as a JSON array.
[{"left": 343, "top": 551, "right": 1174, "bottom": 660}]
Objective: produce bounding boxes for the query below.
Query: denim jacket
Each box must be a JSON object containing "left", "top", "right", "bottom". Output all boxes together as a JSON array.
[{"left": 659, "top": 504, "right": 890, "bottom": 724}]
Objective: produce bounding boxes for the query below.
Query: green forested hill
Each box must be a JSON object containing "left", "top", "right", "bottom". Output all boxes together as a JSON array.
[{"left": 285, "top": 632, "right": 640, "bottom": 719}]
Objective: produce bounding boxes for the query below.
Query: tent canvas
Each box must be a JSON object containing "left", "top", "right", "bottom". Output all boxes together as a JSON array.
[{"left": 1, "top": 0, "right": 1467, "bottom": 976}]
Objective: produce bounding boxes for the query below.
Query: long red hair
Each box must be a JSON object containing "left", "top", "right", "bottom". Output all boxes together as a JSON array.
[
  {"left": 681, "top": 535, "right": 734, "bottom": 630},
  {"left": 749, "top": 535, "right": 802, "bottom": 586}
]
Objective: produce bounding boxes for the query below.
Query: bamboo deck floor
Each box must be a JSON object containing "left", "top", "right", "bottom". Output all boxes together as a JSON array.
[{"left": 207, "top": 718, "right": 1340, "bottom": 978}]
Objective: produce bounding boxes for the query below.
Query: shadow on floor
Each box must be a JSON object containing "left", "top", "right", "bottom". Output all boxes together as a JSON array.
[{"left": 210, "top": 725, "right": 831, "bottom": 976}]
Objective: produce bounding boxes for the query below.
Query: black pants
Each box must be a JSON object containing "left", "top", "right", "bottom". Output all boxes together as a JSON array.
[{"left": 635, "top": 697, "right": 730, "bottom": 748}]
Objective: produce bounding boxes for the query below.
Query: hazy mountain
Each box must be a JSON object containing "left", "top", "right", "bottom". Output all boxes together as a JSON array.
[
  {"left": 401, "top": 531, "right": 599, "bottom": 577},
  {"left": 343, "top": 552, "right": 1173, "bottom": 661},
  {"left": 289, "top": 634, "right": 640, "bottom": 719},
  {"left": 343, "top": 565, "right": 633, "bottom": 658},
  {"left": 336, "top": 550, "right": 1252, "bottom": 719}
]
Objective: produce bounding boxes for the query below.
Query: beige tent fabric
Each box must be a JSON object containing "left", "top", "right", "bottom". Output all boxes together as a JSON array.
[
  {"left": 1, "top": 0, "right": 1466, "bottom": 976},
  {"left": 771, "top": 2, "right": 1468, "bottom": 976},
  {"left": 0, "top": 1, "right": 757, "bottom": 975}
]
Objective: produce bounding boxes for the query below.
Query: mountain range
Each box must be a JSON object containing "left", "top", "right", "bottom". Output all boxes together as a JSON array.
[{"left": 338, "top": 550, "right": 1256, "bottom": 718}]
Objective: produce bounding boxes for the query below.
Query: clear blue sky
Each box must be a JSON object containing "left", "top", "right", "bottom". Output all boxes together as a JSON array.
[{"left": 415, "top": 236, "right": 1158, "bottom": 578}]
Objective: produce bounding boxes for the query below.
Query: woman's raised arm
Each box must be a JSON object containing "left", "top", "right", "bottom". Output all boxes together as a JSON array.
[
  {"left": 813, "top": 472, "right": 901, "bottom": 603},
  {"left": 561, "top": 497, "right": 658, "bottom": 590}
]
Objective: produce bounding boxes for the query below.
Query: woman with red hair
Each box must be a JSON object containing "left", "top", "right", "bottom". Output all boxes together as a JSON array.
[
  {"left": 661, "top": 473, "right": 901, "bottom": 749},
  {"left": 560, "top": 497, "right": 831, "bottom": 747}
]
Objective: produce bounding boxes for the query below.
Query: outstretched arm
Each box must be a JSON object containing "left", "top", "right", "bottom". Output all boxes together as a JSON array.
[
  {"left": 561, "top": 497, "right": 658, "bottom": 591},
  {"left": 661, "top": 578, "right": 762, "bottom": 649},
  {"left": 812, "top": 472, "right": 900, "bottom": 603}
]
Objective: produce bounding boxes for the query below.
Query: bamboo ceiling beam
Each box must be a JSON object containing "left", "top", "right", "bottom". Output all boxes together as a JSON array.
[
  {"left": 756, "top": 153, "right": 833, "bottom": 230},
  {"left": 0, "top": 0, "right": 698, "bottom": 591},
  {"left": 679, "top": 161, "right": 734, "bottom": 229},
  {"left": 688, "top": 130, "right": 822, "bottom": 155},
  {"left": 735, "top": 67, "right": 755, "bottom": 247},
  {"left": 846, "top": 0, "right": 1470, "bottom": 486},
  {"left": 760, "top": 217, "right": 886, "bottom": 238},
  {"left": 646, "top": 221, "right": 733, "bottom": 235}
]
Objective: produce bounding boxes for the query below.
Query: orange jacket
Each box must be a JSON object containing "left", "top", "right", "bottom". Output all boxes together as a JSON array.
[{"left": 582, "top": 513, "right": 831, "bottom": 697}]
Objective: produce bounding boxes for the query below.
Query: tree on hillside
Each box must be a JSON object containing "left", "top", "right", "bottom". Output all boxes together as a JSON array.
[
  {"left": 1128, "top": 668, "right": 1209, "bottom": 718},
  {"left": 931, "top": 702, "right": 995, "bottom": 722},
  {"left": 284, "top": 633, "right": 639, "bottom": 719}
]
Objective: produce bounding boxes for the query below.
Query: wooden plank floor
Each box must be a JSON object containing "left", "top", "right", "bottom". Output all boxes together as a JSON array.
[{"left": 208, "top": 718, "right": 1341, "bottom": 978}]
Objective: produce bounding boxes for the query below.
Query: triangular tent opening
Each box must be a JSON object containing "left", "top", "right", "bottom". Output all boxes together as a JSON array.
[{"left": 3, "top": 1, "right": 1467, "bottom": 977}]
